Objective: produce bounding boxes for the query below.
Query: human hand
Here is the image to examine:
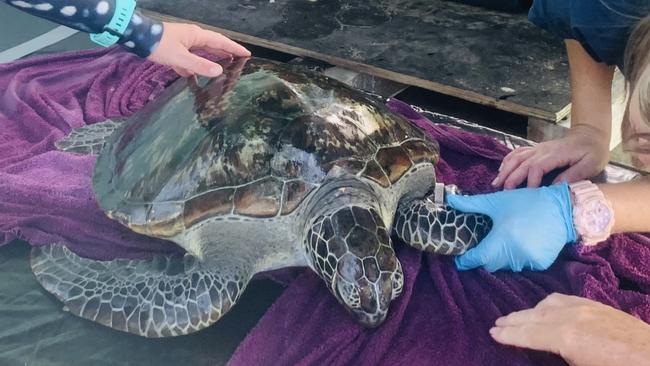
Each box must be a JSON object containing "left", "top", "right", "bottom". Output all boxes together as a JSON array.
[
  {"left": 491, "top": 293, "right": 650, "bottom": 366},
  {"left": 147, "top": 22, "right": 251, "bottom": 78},
  {"left": 492, "top": 126, "right": 609, "bottom": 190},
  {"left": 448, "top": 183, "right": 576, "bottom": 272}
]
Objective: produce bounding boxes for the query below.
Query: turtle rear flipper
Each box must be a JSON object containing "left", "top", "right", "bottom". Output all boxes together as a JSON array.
[
  {"left": 55, "top": 119, "right": 123, "bottom": 154},
  {"left": 30, "top": 244, "right": 251, "bottom": 338}
]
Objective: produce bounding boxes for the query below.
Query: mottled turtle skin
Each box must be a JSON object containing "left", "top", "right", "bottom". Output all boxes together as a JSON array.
[{"left": 31, "top": 57, "right": 491, "bottom": 337}]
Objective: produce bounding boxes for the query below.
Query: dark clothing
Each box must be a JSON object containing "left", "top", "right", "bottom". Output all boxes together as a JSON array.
[
  {"left": 529, "top": 0, "right": 650, "bottom": 69},
  {"left": 5, "top": 0, "right": 162, "bottom": 57}
]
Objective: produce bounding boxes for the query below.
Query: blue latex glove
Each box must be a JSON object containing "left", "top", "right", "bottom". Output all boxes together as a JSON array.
[{"left": 447, "top": 182, "right": 577, "bottom": 272}]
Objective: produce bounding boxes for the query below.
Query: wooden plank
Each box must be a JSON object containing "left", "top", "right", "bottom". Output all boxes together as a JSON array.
[
  {"left": 139, "top": 0, "right": 571, "bottom": 122},
  {"left": 447, "top": 0, "right": 530, "bottom": 12},
  {"left": 323, "top": 67, "right": 408, "bottom": 98}
]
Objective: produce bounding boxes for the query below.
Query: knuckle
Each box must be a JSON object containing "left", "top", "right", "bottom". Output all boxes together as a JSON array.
[
  {"left": 504, "top": 151, "right": 517, "bottom": 160},
  {"left": 519, "top": 160, "right": 533, "bottom": 170},
  {"left": 529, "top": 166, "right": 543, "bottom": 176}
]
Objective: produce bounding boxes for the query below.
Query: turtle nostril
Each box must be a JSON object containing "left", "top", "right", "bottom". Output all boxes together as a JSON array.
[{"left": 360, "top": 292, "right": 378, "bottom": 313}]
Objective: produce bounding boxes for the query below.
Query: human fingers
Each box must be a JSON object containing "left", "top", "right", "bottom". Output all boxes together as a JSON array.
[
  {"left": 174, "top": 50, "right": 224, "bottom": 77},
  {"left": 172, "top": 66, "right": 193, "bottom": 77},
  {"left": 191, "top": 26, "right": 251, "bottom": 57},
  {"left": 492, "top": 148, "right": 534, "bottom": 188},
  {"left": 552, "top": 158, "right": 595, "bottom": 184},
  {"left": 455, "top": 231, "right": 502, "bottom": 271},
  {"left": 489, "top": 323, "right": 561, "bottom": 354},
  {"left": 446, "top": 194, "right": 494, "bottom": 216},
  {"left": 494, "top": 307, "right": 559, "bottom": 327},
  {"left": 535, "top": 292, "right": 591, "bottom": 309}
]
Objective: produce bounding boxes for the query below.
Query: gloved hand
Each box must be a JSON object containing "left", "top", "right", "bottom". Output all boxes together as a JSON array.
[{"left": 447, "top": 182, "right": 577, "bottom": 272}]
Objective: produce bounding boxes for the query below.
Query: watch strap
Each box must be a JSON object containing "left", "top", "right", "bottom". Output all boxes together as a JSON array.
[
  {"left": 569, "top": 180, "right": 614, "bottom": 245},
  {"left": 90, "top": 0, "right": 137, "bottom": 47}
]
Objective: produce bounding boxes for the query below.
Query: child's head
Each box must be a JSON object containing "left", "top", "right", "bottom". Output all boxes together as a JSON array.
[{"left": 623, "top": 14, "right": 650, "bottom": 155}]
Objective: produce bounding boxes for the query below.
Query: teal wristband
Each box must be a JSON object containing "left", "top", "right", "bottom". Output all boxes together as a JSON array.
[{"left": 90, "top": 0, "right": 137, "bottom": 47}]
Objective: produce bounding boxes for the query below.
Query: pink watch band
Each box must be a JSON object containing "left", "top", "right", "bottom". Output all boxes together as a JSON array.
[{"left": 569, "top": 180, "right": 614, "bottom": 245}]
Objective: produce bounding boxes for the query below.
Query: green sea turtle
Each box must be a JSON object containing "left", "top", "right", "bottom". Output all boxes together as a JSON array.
[{"left": 30, "top": 57, "right": 491, "bottom": 337}]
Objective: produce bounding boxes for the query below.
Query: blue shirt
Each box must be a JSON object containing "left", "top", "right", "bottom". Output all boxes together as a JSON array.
[{"left": 530, "top": 0, "right": 650, "bottom": 69}]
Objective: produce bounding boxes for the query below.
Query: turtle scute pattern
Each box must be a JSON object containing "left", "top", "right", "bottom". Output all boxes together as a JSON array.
[
  {"left": 101, "top": 58, "right": 441, "bottom": 241},
  {"left": 394, "top": 198, "right": 493, "bottom": 255},
  {"left": 33, "top": 57, "right": 497, "bottom": 335},
  {"left": 306, "top": 206, "right": 403, "bottom": 318},
  {"left": 359, "top": 138, "right": 439, "bottom": 188}
]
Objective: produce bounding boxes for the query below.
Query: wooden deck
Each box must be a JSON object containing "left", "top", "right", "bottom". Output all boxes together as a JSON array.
[{"left": 139, "top": 0, "right": 571, "bottom": 122}]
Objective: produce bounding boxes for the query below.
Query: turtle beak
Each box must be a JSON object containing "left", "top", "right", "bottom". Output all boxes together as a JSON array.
[{"left": 184, "top": 245, "right": 204, "bottom": 261}]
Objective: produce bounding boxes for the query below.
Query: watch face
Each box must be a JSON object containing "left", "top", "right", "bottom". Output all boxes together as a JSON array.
[{"left": 585, "top": 200, "right": 612, "bottom": 233}]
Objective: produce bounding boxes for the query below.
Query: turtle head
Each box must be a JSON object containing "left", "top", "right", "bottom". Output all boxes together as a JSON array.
[
  {"left": 333, "top": 250, "right": 403, "bottom": 327},
  {"left": 306, "top": 206, "right": 404, "bottom": 327}
]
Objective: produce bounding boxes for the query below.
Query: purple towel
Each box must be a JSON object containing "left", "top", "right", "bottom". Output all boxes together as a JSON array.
[
  {"left": 1, "top": 49, "right": 650, "bottom": 366},
  {"left": 0, "top": 47, "right": 182, "bottom": 260},
  {"left": 228, "top": 102, "right": 650, "bottom": 366}
]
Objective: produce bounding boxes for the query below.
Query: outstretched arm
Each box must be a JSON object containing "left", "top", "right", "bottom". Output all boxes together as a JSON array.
[
  {"left": 4, "top": 0, "right": 251, "bottom": 76},
  {"left": 492, "top": 293, "right": 650, "bottom": 366},
  {"left": 5, "top": 0, "right": 162, "bottom": 57},
  {"left": 493, "top": 40, "right": 614, "bottom": 189},
  {"left": 600, "top": 178, "right": 650, "bottom": 234}
]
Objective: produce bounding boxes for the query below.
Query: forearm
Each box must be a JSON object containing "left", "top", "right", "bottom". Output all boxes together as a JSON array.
[
  {"left": 599, "top": 178, "right": 650, "bottom": 234},
  {"left": 4, "top": 0, "right": 161, "bottom": 57},
  {"left": 566, "top": 40, "right": 615, "bottom": 139}
]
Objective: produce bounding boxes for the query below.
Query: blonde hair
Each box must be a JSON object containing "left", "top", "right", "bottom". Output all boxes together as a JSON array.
[{"left": 622, "top": 14, "right": 650, "bottom": 153}]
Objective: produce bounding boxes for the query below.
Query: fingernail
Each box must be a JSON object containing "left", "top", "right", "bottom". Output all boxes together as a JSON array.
[
  {"left": 489, "top": 327, "right": 498, "bottom": 335},
  {"left": 209, "top": 67, "right": 222, "bottom": 76},
  {"left": 491, "top": 177, "right": 499, "bottom": 186},
  {"left": 498, "top": 164, "right": 503, "bottom": 172}
]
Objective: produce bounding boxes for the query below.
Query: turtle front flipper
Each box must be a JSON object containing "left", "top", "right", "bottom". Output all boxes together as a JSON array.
[
  {"left": 394, "top": 184, "right": 492, "bottom": 255},
  {"left": 55, "top": 119, "right": 123, "bottom": 154},
  {"left": 30, "top": 244, "right": 251, "bottom": 338}
]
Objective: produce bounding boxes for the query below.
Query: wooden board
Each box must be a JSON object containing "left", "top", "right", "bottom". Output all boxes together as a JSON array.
[
  {"left": 139, "top": 0, "right": 571, "bottom": 122},
  {"left": 446, "top": 0, "right": 530, "bottom": 13}
]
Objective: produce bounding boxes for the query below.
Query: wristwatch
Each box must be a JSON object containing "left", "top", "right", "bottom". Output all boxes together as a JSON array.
[
  {"left": 569, "top": 180, "right": 615, "bottom": 245},
  {"left": 90, "top": 0, "right": 137, "bottom": 47}
]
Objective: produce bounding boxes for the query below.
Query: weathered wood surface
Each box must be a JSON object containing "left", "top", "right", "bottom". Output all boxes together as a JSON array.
[{"left": 139, "top": 0, "right": 571, "bottom": 122}]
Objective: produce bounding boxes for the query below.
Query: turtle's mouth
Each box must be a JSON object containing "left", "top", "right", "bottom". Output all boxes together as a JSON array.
[
  {"left": 334, "top": 277, "right": 391, "bottom": 327},
  {"left": 350, "top": 308, "right": 388, "bottom": 328}
]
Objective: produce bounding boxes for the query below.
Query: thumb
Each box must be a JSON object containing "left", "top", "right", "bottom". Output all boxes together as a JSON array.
[
  {"left": 552, "top": 161, "right": 592, "bottom": 184},
  {"left": 455, "top": 231, "right": 500, "bottom": 271},
  {"left": 446, "top": 193, "right": 493, "bottom": 216},
  {"left": 176, "top": 51, "right": 224, "bottom": 77}
]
